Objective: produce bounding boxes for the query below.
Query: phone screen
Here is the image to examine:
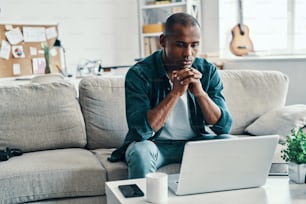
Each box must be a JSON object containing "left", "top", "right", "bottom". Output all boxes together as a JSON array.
[{"left": 118, "top": 184, "right": 144, "bottom": 198}]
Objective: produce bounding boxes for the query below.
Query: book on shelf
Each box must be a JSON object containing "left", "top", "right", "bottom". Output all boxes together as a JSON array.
[
  {"left": 172, "top": 6, "right": 185, "bottom": 13},
  {"left": 144, "top": 38, "right": 151, "bottom": 56},
  {"left": 147, "top": 1, "right": 171, "bottom": 5},
  {"left": 144, "top": 37, "right": 162, "bottom": 56}
]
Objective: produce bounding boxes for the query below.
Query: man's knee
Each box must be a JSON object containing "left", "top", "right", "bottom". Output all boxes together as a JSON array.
[
  {"left": 125, "top": 140, "right": 158, "bottom": 163},
  {"left": 125, "top": 140, "right": 160, "bottom": 178}
]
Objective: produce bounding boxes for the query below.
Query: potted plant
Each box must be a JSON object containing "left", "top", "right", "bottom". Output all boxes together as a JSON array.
[
  {"left": 42, "top": 43, "right": 51, "bottom": 74},
  {"left": 281, "top": 128, "right": 306, "bottom": 183}
]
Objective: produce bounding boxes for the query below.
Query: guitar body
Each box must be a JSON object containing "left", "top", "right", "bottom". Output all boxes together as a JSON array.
[{"left": 230, "top": 24, "right": 254, "bottom": 56}]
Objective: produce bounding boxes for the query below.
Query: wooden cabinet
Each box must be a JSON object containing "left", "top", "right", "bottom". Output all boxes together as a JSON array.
[{"left": 138, "top": 0, "right": 201, "bottom": 57}]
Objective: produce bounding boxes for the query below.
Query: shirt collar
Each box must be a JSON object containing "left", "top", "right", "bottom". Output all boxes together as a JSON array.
[{"left": 155, "top": 50, "right": 169, "bottom": 80}]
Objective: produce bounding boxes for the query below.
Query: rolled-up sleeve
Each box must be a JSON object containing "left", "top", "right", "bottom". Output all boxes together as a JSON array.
[{"left": 206, "top": 67, "right": 232, "bottom": 134}]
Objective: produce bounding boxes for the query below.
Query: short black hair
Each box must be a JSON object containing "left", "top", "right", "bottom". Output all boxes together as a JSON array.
[{"left": 164, "top": 12, "right": 200, "bottom": 36}]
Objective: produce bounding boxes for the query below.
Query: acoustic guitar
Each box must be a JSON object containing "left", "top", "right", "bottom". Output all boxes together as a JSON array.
[{"left": 229, "top": 0, "right": 254, "bottom": 56}]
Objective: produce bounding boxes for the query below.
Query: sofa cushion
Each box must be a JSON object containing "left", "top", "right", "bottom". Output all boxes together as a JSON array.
[
  {"left": 91, "top": 148, "right": 128, "bottom": 181},
  {"left": 28, "top": 196, "right": 105, "bottom": 204},
  {"left": 219, "top": 70, "right": 289, "bottom": 134},
  {"left": 245, "top": 104, "right": 306, "bottom": 143},
  {"left": 79, "top": 77, "right": 128, "bottom": 149},
  {"left": 0, "top": 148, "right": 106, "bottom": 203},
  {"left": 0, "top": 82, "right": 86, "bottom": 152}
]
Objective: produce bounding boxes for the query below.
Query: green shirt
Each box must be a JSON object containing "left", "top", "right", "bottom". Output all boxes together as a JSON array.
[{"left": 108, "top": 50, "right": 232, "bottom": 162}]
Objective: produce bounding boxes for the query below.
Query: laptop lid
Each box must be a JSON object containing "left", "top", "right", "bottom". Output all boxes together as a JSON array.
[{"left": 169, "top": 135, "right": 279, "bottom": 195}]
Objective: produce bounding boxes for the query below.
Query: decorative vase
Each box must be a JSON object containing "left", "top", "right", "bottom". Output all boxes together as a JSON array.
[
  {"left": 44, "top": 63, "right": 51, "bottom": 74},
  {"left": 288, "top": 162, "right": 306, "bottom": 184}
]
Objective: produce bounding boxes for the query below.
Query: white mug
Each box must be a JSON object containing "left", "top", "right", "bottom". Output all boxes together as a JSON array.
[{"left": 146, "top": 172, "right": 168, "bottom": 204}]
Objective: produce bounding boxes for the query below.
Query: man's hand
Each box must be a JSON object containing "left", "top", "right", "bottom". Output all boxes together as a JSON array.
[
  {"left": 170, "top": 67, "right": 221, "bottom": 125},
  {"left": 170, "top": 67, "right": 204, "bottom": 97}
]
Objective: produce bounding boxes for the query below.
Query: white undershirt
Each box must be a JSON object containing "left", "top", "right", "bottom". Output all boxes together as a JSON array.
[{"left": 158, "top": 92, "right": 197, "bottom": 140}]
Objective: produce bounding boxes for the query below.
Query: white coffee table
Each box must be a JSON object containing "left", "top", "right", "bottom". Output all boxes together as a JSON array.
[{"left": 105, "top": 176, "right": 306, "bottom": 204}]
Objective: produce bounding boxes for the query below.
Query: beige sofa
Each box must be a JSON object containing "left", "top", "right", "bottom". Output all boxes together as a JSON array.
[{"left": 1, "top": 70, "right": 300, "bottom": 203}]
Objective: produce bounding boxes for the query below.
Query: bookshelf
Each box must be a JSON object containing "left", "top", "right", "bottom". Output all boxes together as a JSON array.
[{"left": 138, "top": 0, "right": 201, "bottom": 57}]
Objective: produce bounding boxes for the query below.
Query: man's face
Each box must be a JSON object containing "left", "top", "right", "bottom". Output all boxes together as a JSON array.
[{"left": 160, "top": 24, "right": 201, "bottom": 71}]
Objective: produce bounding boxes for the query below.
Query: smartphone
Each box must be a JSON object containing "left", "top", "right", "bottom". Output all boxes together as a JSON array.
[{"left": 118, "top": 184, "right": 144, "bottom": 198}]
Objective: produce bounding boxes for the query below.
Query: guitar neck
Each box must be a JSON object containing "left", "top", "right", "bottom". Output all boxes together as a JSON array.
[
  {"left": 238, "top": 0, "right": 244, "bottom": 33},
  {"left": 230, "top": 0, "right": 254, "bottom": 56}
]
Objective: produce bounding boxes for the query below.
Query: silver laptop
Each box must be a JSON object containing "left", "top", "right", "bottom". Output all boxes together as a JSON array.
[{"left": 168, "top": 135, "right": 279, "bottom": 195}]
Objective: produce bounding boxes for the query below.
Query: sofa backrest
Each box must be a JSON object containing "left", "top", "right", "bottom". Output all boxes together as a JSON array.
[
  {"left": 78, "top": 77, "right": 128, "bottom": 149},
  {"left": 78, "top": 70, "right": 289, "bottom": 149},
  {"left": 219, "top": 70, "right": 289, "bottom": 134},
  {"left": 0, "top": 81, "right": 87, "bottom": 152}
]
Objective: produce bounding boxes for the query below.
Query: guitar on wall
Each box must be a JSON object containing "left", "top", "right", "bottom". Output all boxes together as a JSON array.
[{"left": 229, "top": 0, "right": 254, "bottom": 56}]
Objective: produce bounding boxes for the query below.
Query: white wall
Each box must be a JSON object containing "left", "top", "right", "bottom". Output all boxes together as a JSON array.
[
  {"left": 201, "top": 0, "right": 219, "bottom": 54},
  {"left": 1, "top": 0, "right": 305, "bottom": 104},
  {"left": 0, "top": 0, "right": 139, "bottom": 74}
]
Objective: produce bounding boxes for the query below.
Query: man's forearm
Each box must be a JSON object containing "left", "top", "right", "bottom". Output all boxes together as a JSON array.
[
  {"left": 195, "top": 91, "right": 221, "bottom": 125},
  {"left": 147, "top": 91, "right": 180, "bottom": 132}
]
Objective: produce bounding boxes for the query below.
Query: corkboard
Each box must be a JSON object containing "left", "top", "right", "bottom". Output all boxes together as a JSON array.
[{"left": 0, "top": 23, "right": 61, "bottom": 77}]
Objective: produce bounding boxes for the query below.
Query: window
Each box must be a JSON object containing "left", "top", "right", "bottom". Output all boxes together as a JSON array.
[
  {"left": 219, "top": 0, "right": 306, "bottom": 57},
  {"left": 294, "top": 0, "right": 306, "bottom": 50}
]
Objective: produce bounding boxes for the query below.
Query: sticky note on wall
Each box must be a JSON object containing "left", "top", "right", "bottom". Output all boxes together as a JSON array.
[{"left": 13, "top": 64, "right": 21, "bottom": 75}]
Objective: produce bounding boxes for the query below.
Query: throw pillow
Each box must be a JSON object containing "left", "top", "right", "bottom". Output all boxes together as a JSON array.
[
  {"left": 0, "top": 82, "right": 87, "bottom": 152},
  {"left": 245, "top": 104, "right": 306, "bottom": 142}
]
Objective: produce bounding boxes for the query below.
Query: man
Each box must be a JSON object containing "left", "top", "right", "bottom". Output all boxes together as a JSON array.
[{"left": 108, "top": 13, "right": 233, "bottom": 179}]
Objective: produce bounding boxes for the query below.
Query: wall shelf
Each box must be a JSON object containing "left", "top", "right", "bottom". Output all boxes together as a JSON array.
[
  {"left": 138, "top": 0, "right": 201, "bottom": 57},
  {"left": 142, "top": 2, "right": 186, "bottom": 9}
]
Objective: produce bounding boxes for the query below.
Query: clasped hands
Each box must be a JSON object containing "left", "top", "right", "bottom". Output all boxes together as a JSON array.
[{"left": 170, "top": 67, "right": 204, "bottom": 97}]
